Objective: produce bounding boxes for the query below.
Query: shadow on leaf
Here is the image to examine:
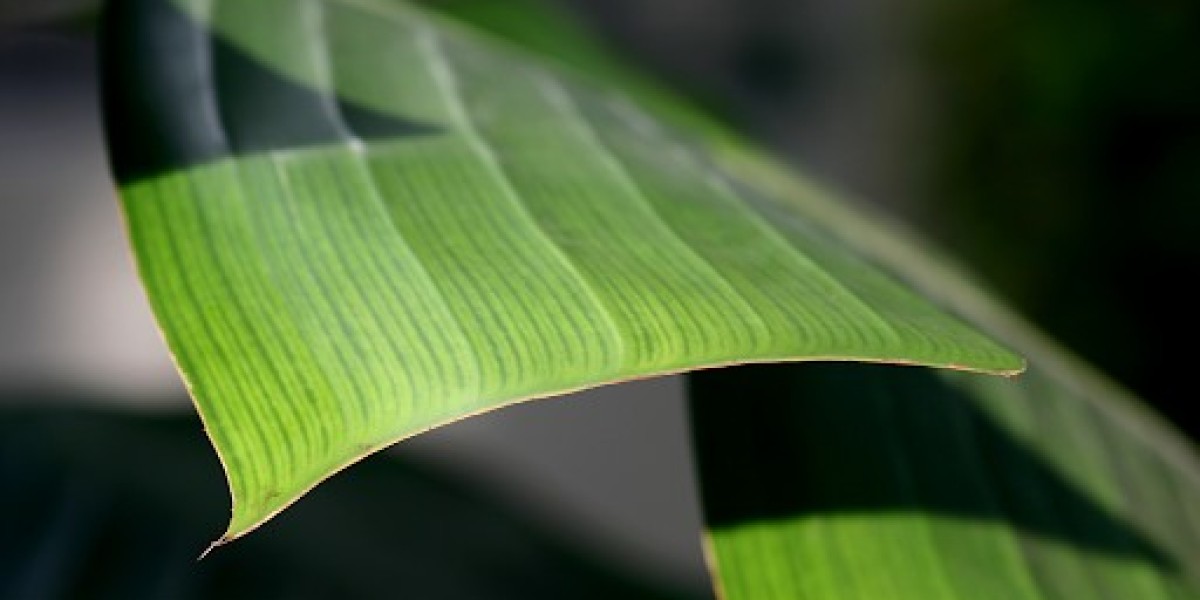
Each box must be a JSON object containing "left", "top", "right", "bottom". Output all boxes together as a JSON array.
[
  {"left": 688, "top": 363, "right": 1175, "bottom": 570},
  {"left": 103, "top": 0, "right": 439, "bottom": 183}
]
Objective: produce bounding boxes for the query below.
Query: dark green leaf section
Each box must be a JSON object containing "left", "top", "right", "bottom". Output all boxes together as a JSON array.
[
  {"left": 691, "top": 364, "right": 1200, "bottom": 599},
  {"left": 0, "top": 399, "right": 700, "bottom": 600},
  {"left": 105, "top": 0, "right": 1021, "bottom": 539}
]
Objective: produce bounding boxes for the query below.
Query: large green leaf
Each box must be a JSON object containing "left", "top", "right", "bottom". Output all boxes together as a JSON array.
[
  {"left": 0, "top": 398, "right": 698, "bottom": 599},
  {"left": 103, "top": 0, "right": 1021, "bottom": 542},
  {"left": 369, "top": 3, "right": 1200, "bottom": 595}
]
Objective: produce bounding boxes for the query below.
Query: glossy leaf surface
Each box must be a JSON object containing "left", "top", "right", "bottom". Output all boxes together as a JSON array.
[{"left": 104, "top": 0, "right": 1021, "bottom": 540}]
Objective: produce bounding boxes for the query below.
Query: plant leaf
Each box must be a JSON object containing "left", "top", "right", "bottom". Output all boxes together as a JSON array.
[
  {"left": 687, "top": 165, "right": 1200, "bottom": 598},
  {"left": 0, "top": 399, "right": 699, "bottom": 599},
  {"left": 692, "top": 363, "right": 1200, "bottom": 599},
  {"left": 103, "top": 0, "right": 1021, "bottom": 541},
  {"left": 254, "top": 1, "right": 1200, "bottom": 596}
]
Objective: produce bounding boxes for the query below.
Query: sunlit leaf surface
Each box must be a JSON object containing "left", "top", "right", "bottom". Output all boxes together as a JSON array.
[{"left": 104, "top": 0, "right": 1021, "bottom": 540}]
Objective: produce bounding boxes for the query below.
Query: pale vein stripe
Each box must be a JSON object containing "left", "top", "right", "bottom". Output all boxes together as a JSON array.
[
  {"left": 414, "top": 25, "right": 627, "bottom": 367},
  {"left": 533, "top": 73, "right": 772, "bottom": 345},
  {"left": 263, "top": 154, "right": 370, "bottom": 430},
  {"left": 305, "top": 0, "right": 484, "bottom": 414},
  {"left": 202, "top": 0, "right": 303, "bottom": 488},
  {"left": 603, "top": 96, "right": 903, "bottom": 345}
]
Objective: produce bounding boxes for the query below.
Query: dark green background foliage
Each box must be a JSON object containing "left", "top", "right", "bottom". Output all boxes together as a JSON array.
[{"left": 920, "top": 0, "right": 1200, "bottom": 435}]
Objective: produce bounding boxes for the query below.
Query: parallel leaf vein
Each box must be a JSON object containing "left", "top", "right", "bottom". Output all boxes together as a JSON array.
[{"left": 414, "top": 25, "right": 627, "bottom": 371}]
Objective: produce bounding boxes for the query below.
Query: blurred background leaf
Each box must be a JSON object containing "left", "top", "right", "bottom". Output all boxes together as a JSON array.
[
  {"left": 0, "top": 396, "right": 702, "bottom": 600},
  {"left": 692, "top": 362, "right": 1200, "bottom": 599},
  {"left": 0, "top": 0, "right": 100, "bottom": 30}
]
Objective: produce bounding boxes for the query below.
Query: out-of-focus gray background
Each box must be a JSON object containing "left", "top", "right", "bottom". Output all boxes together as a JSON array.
[{"left": 2, "top": 0, "right": 1197, "bottom": 593}]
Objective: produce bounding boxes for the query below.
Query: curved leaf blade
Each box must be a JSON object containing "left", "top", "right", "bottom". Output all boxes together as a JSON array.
[{"left": 104, "top": 0, "right": 1022, "bottom": 541}]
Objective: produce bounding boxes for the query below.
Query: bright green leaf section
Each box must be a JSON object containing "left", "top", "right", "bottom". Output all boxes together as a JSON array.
[{"left": 104, "top": 0, "right": 1021, "bottom": 541}]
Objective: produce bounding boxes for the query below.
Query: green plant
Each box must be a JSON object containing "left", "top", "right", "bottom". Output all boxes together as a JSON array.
[{"left": 4, "top": 0, "right": 1197, "bottom": 597}]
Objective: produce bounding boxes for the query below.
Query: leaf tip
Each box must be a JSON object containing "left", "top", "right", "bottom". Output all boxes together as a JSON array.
[
  {"left": 1003, "top": 357, "right": 1029, "bottom": 378},
  {"left": 197, "top": 536, "right": 231, "bottom": 562}
]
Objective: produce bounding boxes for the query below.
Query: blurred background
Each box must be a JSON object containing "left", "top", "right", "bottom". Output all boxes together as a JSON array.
[{"left": 1, "top": 0, "right": 1197, "bottom": 596}]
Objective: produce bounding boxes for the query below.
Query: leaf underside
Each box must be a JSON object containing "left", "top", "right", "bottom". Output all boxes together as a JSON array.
[{"left": 105, "top": 0, "right": 1021, "bottom": 540}]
